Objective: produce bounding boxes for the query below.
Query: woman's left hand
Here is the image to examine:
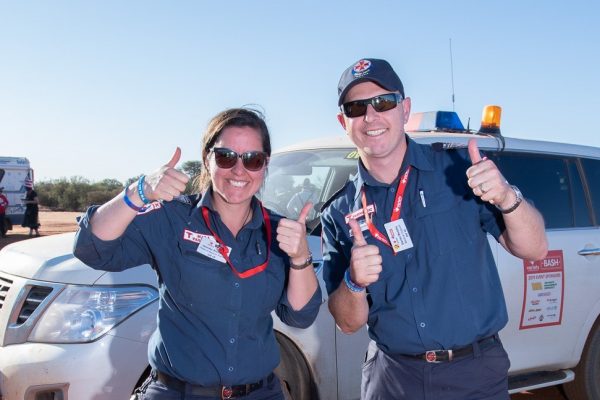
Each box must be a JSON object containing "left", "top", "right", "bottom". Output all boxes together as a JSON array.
[{"left": 276, "top": 203, "right": 312, "bottom": 263}]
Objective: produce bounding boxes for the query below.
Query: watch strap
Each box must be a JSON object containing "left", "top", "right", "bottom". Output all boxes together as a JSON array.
[
  {"left": 290, "top": 252, "right": 313, "bottom": 270},
  {"left": 496, "top": 185, "right": 523, "bottom": 214}
]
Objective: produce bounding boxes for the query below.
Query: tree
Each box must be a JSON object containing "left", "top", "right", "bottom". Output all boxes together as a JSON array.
[{"left": 181, "top": 160, "right": 202, "bottom": 194}]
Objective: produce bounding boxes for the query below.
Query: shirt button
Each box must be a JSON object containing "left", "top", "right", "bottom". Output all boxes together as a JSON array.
[
  {"left": 407, "top": 254, "right": 413, "bottom": 261},
  {"left": 229, "top": 338, "right": 235, "bottom": 344},
  {"left": 420, "top": 322, "right": 426, "bottom": 328},
  {"left": 228, "top": 366, "right": 234, "bottom": 372},
  {"left": 233, "top": 282, "right": 240, "bottom": 288},
  {"left": 390, "top": 188, "right": 396, "bottom": 193},
  {"left": 412, "top": 287, "right": 418, "bottom": 293}
]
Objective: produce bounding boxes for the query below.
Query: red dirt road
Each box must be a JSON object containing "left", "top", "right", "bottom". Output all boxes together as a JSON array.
[{"left": 0, "top": 211, "right": 80, "bottom": 251}]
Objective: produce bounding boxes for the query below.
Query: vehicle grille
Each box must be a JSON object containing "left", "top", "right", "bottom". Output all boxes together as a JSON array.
[
  {"left": 0, "top": 276, "right": 13, "bottom": 310},
  {"left": 17, "top": 286, "right": 53, "bottom": 325}
]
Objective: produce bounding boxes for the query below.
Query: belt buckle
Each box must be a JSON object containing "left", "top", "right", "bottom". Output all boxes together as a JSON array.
[
  {"left": 425, "top": 349, "right": 453, "bottom": 363},
  {"left": 221, "top": 386, "right": 233, "bottom": 399}
]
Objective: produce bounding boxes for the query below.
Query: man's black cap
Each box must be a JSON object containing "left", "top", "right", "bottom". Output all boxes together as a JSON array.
[{"left": 338, "top": 58, "right": 405, "bottom": 106}]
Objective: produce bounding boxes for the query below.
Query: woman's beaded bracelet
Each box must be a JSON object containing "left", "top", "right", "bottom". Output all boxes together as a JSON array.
[
  {"left": 344, "top": 269, "right": 365, "bottom": 293},
  {"left": 122, "top": 189, "right": 144, "bottom": 212},
  {"left": 137, "top": 176, "right": 151, "bottom": 205}
]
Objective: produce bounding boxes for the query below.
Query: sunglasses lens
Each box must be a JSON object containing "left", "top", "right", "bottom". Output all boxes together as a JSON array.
[
  {"left": 372, "top": 95, "right": 398, "bottom": 112},
  {"left": 343, "top": 101, "right": 367, "bottom": 118},
  {"left": 343, "top": 94, "right": 400, "bottom": 118},
  {"left": 213, "top": 149, "right": 238, "bottom": 169},
  {"left": 242, "top": 152, "right": 266, "bottom": 171}
]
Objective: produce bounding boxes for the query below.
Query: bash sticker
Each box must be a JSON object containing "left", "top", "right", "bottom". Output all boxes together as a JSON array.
[{"left": 519, "top": 250, "right": 564, "bottom": 329}]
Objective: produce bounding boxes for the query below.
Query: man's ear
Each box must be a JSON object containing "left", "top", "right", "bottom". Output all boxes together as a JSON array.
[{"left": 337, "top": 112, "right": 347, "bottom": 129}]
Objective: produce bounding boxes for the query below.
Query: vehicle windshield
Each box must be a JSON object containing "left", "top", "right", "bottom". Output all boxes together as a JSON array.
[{"left": 258, "top": 148, "right": 358, "bottom": 233}]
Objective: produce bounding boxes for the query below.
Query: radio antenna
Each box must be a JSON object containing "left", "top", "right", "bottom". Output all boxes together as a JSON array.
[{"left": 449, "top": 38, "right": 456, "bottom": 111}]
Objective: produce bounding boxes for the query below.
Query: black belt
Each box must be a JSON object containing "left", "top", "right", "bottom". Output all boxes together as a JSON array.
[
  {"left": 405, "top": 335, "right": 498, "bottom": 363},
  {"left": 154, "top": 370, "right": 274, "bottom": 399}
]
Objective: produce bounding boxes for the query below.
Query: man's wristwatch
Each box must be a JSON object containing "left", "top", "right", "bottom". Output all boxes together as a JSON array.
[
  {"left": 290, "top": 253, "right": 313, "bottom": 270},
  {"left": 496, "top": 185, "right": 523, "bottom": 214}
]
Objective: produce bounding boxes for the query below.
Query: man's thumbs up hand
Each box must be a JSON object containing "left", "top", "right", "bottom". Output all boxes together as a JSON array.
[{"left": 347, "top": 218, "right": 382, "bottom": 288}]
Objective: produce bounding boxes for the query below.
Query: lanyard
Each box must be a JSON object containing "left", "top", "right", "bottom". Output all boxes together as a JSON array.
[
  {"left": 360, "top": 166, "right": 411, "bottom": 248},
  {"left": 201, "top": 202, "right": 271, "bottom": 279}
]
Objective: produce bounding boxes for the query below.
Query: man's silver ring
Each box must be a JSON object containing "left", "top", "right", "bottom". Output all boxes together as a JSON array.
[{"left": 479, "top": 183, "right": 486, "bottom": 193}]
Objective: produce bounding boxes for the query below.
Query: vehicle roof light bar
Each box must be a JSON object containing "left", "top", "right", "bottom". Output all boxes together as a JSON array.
[{"left": 406, "top": 111, "right": 465, "bottom": 133}]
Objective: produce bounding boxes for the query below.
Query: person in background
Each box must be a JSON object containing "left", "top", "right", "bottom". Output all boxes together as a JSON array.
[
  {"left": 0, "top": 187, "right": 8, "bottom": 237},
  {"left": 21, "top": 178, "right": 40, "bottom": 237},
  {"left": 73, "top": 107, "right": 321, "bottom": 400},
  {"left": 286, "top": 178, "right": 318, "bottom": 220},
  {"left": 321, "top": 58, "right": 548, "bottom": 400}
]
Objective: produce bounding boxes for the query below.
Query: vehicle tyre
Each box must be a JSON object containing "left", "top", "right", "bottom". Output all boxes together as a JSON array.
[
  {"left": 131, "top": 366, "right": 152, "bottom": 399},
  {"left": 563, "top": 322, "right": 600, "bottom": 400},
  {"left": 275, "top": 331, "right": 318, "bottom": 400}
]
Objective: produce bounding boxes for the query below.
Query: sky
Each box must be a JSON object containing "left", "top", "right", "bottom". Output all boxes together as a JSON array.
[{"left": 2, "top": 1, "right": 599, "bottom": 183}]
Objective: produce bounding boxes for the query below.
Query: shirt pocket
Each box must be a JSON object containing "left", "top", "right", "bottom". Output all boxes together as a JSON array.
[
  {"left": 414, "top": 190, "right": 475, "bottom": 256},
  {"left": 172, "top": 240, "right": 228, "bottom": 307}
]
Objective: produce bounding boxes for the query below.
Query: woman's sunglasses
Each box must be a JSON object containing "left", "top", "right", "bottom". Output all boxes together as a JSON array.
[
  {"left": 341, "top": 93, "right": 403, "bottom": 118},
  {"left": 210, "top": 147, "right": 268, "bottom": 171}
]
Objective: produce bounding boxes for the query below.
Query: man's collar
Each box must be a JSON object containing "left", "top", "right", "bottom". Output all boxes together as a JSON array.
[{"left": 353, "top": 136, "right": 434, "bottom": 201}]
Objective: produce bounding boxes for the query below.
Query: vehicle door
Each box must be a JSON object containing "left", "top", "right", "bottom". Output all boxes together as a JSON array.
[{"left": 488, "top": 151, "right": 600, "bottom": 373}]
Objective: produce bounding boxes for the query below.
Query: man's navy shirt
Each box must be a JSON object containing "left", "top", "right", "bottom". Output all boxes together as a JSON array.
[
  {"left": 321, "top": 137, "right": 508, "bottom": 355},
  {"left": 74, "top": 192, "right": 321, "bottom": 386}
]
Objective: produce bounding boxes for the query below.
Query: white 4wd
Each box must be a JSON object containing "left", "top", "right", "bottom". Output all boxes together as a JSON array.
[{"left": 0, "top": 110, "right": 599, "bottom": 400}]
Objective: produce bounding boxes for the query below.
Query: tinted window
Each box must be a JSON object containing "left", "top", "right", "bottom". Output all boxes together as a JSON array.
[
  {"left": 490, "top": 152, "right": 588, "bottom": 229},
  {"left": 569, "top": 160, "right": 592, "bottom": 227},
  {"left": 582, "top": 158, "right": 600, "bottom": 225}
]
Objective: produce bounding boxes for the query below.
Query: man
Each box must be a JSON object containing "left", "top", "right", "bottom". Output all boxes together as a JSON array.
[
  {"left": 0, "top": 187, "right": 8, "bottom": 237},
  {"left": 321, "top": 58, "right": 548, "bottom": 400},
  {"left": 286, "top": 178, "right": 318, "bottom": 220}
]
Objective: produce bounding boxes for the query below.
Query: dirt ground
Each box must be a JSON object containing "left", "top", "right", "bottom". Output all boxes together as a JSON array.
[
  {"left": 0, "top": 211, "right": 81, "bottom": 251},
  {"left": 0, "top": 212, "right": 568, "bottom": 399}
]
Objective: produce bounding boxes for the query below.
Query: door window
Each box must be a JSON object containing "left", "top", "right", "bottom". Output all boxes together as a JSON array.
[
  {"left": 581, "top": 158, "right": 600, "bottom": 225},
  {"left": 490, "top": 153, "right": 590, "bottom": 229}
]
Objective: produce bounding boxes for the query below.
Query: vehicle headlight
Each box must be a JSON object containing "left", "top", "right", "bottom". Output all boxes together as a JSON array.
[{"left": 28, "top": 285, "right": 158, "bottom": 343}]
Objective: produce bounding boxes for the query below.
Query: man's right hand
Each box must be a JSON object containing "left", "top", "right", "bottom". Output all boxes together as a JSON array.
[{"left": 348, "top": 218, "right": 382, "bottom": 287}]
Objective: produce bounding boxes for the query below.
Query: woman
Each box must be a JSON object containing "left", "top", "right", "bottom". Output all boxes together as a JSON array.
[
  {"left": 73, "top": 108, "right": 321, "bottom": 400},
  {"left": 21, "top": 178, "right": 40, "bottom": 236}
]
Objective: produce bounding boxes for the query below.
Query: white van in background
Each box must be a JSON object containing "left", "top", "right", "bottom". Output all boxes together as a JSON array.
[
  {"left": 0, "top": 108, "right": 599, "bottom": 400},
  {"left": 0, "top": 156, "right": 34, "bottom": 232}
]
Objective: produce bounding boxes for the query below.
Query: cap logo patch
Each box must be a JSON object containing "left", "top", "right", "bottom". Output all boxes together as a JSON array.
[{"left": 352, "top": 59, "right": 371, "bottom": 78}]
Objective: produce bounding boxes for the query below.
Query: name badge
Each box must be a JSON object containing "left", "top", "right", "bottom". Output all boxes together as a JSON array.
[
  {"left": 384, "top": 219, "right": 413, "bottom": 253},
  {"left": 197, "top": 236, "right": 232, "bottom": 263},
  {"left": 348, "top": 218, "right": 369, "bottom": 237},
  {"left": 345, "top": 204, "right": 375, "bottom": 223}
]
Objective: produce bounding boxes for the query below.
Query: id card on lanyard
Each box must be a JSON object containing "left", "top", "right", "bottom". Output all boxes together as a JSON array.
[
  {"left": 360, "top": 167, "right": 414, "bottom": 254},
  {"left": 201, "top": 203, "right": 272, "bottom": 279}
]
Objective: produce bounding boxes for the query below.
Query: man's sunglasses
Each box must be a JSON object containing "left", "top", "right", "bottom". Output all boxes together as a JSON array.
[
  {"left": 210, "top": 147, "right": 268, "bottom": 171},
  {"left": 341, "top": 93, "right": 403, "bottom": 118}
]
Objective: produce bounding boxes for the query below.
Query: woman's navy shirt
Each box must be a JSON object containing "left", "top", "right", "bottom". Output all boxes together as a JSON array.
[{"left": 74, "top": 192, "right": 321, "bottom": 386}]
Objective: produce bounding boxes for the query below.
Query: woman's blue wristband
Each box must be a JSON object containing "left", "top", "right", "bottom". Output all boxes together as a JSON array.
[
  {"left": 137, "top": 176, "right": 151, "bottom": 205},
  {"left": 123, "top": 189, "right": 144, "bottom": 212},
  {"left": 344, "top": 269, "right": 365, "bottom": 293}
]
